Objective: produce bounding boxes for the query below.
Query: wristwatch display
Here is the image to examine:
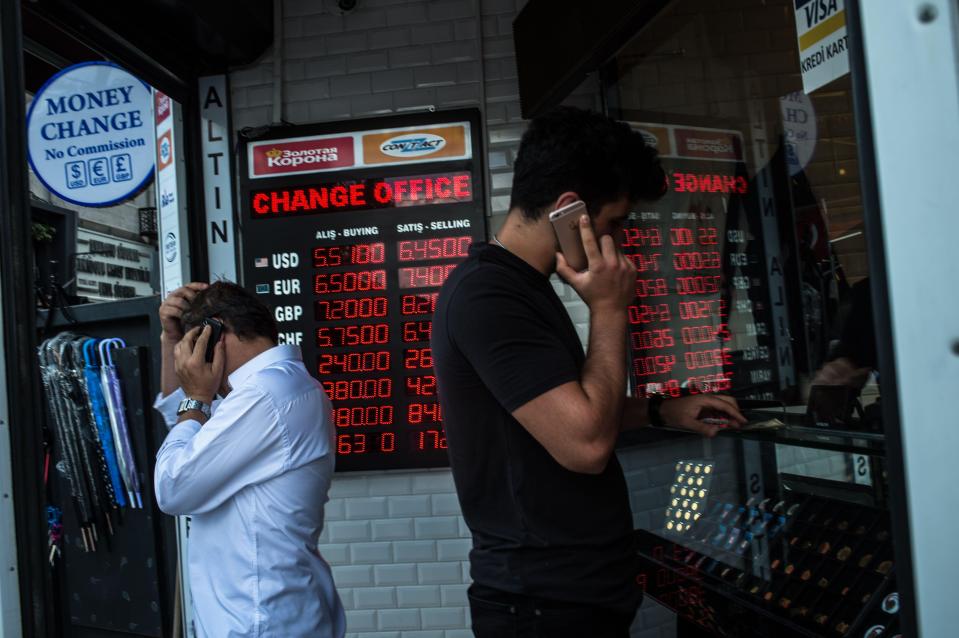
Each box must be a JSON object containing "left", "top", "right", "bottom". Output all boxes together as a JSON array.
[{"left": 176, "top": 397, "right": 212, "bottom": 419}]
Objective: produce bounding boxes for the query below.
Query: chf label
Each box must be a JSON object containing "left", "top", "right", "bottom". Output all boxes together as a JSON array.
[
  {"left": 277, "top": 332, "right": 303, "bottom": 345},
  {"left": 272, "top": 252, "right": 300, "bottom": 269},
  {"left": 274, "top": 305, "right": 303, "bottom": 322},
  {"left": 273, "top": 279, "right": 301, "bottom": 294}
]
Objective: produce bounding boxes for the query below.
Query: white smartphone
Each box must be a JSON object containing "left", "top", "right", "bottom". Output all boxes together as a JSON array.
[{"left": 548, "top": 200, "right": 589, "bottom": 271}]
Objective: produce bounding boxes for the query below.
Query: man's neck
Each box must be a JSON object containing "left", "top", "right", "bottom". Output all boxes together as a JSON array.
[
  {"left": 225, "top": 338, "right": 276, "bottom": 381},
  {"left": 494, "top": 209, "right": 556, "bottom": 276}
]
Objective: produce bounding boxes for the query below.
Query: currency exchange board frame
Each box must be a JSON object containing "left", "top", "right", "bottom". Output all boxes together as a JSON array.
[{"left": 238, "top": 109, "right": 487, "bottom": 471}]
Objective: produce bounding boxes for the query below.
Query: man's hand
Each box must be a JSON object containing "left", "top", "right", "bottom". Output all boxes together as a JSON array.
[
  {"left": 160, "top": 282, "right": 209, "bottom": 342},
  {"left": 659, "top": 394, "right": 747, "bottom": 437},
  {"left": 811, "top": 357, "right": 871, "bottom": 390},
  {"left": 173, "top": 325, "right": 224, "bottom": 405},
  {"left": 555, "top": 215, "right": 636, "bottom": 314}
]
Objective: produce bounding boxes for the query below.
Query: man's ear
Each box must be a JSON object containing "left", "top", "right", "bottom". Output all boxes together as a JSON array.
[{"left": 550, "top": 191, "right": 581, "bottom": 214}]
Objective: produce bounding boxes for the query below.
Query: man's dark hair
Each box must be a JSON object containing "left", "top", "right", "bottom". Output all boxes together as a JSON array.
[
  {"left": 181, "top": 281, "right": 279, "bottom": 344},
  {"left": 508, "top": 106, "right": 665, "bottom": 220}
]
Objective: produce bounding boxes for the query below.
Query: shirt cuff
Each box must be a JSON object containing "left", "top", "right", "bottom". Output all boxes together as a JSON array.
[{"left": 153, "top": 388, "right": 186, "bottom": 429}]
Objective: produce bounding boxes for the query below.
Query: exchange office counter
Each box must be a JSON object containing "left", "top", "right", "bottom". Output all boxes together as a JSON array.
[{"left": 618, "top": 413, "right": 900, "bottom": 638}]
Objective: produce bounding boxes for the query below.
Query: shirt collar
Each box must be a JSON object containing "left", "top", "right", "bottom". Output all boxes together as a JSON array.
[{"left": 227, "top": 344, "right": 301, "bottom": 391}]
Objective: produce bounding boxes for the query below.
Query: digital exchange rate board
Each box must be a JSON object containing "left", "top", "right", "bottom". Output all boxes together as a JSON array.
[
  {"left": 623, "top": 123, "right": 785, "bottom": 401},
  {"left": 239, "top": 111, "right": 486, "bottom": 471}
]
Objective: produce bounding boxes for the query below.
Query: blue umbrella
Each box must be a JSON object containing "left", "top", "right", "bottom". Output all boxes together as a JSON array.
[{"left": 100, "top": 338, "right": 142, "bottom": 509}]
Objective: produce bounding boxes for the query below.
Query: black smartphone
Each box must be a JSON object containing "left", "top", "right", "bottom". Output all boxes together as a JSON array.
[{"left": 201, "top": 318, "right": 224, "bottom": 362}]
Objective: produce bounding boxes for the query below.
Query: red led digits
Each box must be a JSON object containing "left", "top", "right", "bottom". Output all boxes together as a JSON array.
[
  {"left": 337, "top": 433, "right": 367, "bottom": 454},
  {"left": 622, "top": 227, "right": 663, "bottom": 248},
  {"left": 315, "top": 297, "right": 388, "bottom": 321},
  {"left": 678, "top": 300, "right": 727, "bottom": 320},
  {"left": 318, "top": 351, "right": 391, "bottom": 375},
  {"left": 636, "top": 278, "right": 669, "bottom": 298},
  {"left": 316, "top": 323, "right": 389, "bottom": 348},
  {"left": 697, "top": 227, "right": 719, "bottom": 245},
  {"left": 398, "top": 236, "right": 472, "bottom": 261},
  {"left": 313, "top": 243, "right": 385, "bottom": 267},
  {"left": 409, "top": 402, "right": 442, "bottom": 425},
  {"left": 333, "top": 405, "right": 394, "bottom": 428},
  {"left": 633, "top": 355, "right": 677, "bottom": 378},
  {"left": 405, "top": 375, "right": 437, "bottom": 396},
  {"left": 627, "top": 253, "right": 662, "bottom": 272},
  {"left": 672, "top": 252, "right": 721, "bottom": 271},
  {"left": 380, "top": 432, "right": 396, "bottom": 452},
  {"left": 676, "top": 276, "right": 721, "bottom": 296},
  {"left": 398, "top": 264, "right": 457, "bottom": 289},
  {"left": 680, "top": 324, "right": 730, "bottom": 345},
  {"left": 683, "top": 348, "right": 733, "bottom": 370},
  {"left": 402, "top": 321, "right": 432, "bottom": 343},
  {"left": 630, "top": 329, "right": 675, "bottom": 350},
  {"left": 629, "top": 304, "right": 671, "bottom": 324},
  {"left": 401, "top": 293, "right": 438, "bottom": 316},
  {"left": 314, "top": 270, "right": 387, "bottom": 294},
  {"left": 404, "top": 348, "right": 433, "bottom": 370},
  {"left": 417, "top": 429, "right": 447, "bottom": 450},
  {"left": 336, "top": 432, "right": 399, "bottom": 455},
  {"left": 322, "top": 378, "right": 393, "bottom": 401}
]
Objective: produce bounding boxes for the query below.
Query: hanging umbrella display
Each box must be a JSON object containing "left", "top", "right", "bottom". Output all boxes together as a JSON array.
[
  {"left": 99, "top": 338, "right": 142, "bottom": 509},
  {"left": 82, "top": 338, "right": 127, "bottom": 509}
]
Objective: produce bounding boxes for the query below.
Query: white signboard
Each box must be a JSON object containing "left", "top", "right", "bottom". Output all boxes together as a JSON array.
[
  {"left": 154, "top": 90, "right": 190, "bottom": 296},
  {"left": 794, "top": 0, "right": 849, "bottom": 94},
  {"left": 26, "top": 61, "right": 154, "bottom": 207},
  {"left": 779, "top": 91, "right": 818, "bottom": 176},
  {"left": 199, "top": 76, "right": 237, "bottom": 282}
]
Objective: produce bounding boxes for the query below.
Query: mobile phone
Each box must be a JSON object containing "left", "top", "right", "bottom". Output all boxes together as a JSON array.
[
  {"left": 548, "top": 200, "right": 589, "bottom": 271},
  {"left": 201, "top": 318, "right": 224, "bottom": 363}
]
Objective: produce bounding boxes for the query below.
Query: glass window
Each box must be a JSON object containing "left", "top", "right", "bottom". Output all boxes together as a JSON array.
[{"left": 606, "top": 0, "right": 880, "bottom": 427}]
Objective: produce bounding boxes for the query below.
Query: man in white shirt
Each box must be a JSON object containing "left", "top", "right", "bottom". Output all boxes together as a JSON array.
[{"left": 153, "top": 281, "right": 345, "bottom": 637}]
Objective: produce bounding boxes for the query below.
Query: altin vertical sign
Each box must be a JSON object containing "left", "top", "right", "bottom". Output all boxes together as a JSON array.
[{"left": 26, "top": 61, "right": 154, "bottom": 207}]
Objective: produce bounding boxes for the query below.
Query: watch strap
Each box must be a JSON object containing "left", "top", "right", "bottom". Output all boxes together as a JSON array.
[
  {"left": 177, "top": 397, "right": 211, "bottom": 418},
  {"left": 647, "top": 394, "right": 666, "bottom": 427}
]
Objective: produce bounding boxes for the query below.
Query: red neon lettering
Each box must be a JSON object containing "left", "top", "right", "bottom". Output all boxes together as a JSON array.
[
  {"left": 453, "top": 174, "right": 471, "bottom": 198},
  {"left": 672, "top": 172, "right": 748, "bottom": 194},
  {"left": 373, "top": 182, "right": 392, "bottom": 203},
  {"left": 350, "top": 183, "right": 366, "bottom": 207},
  {"left": 253, "top": 193, "right": 269, "bottom": 214},
  {"left": 435, "top": 177, "right": 452, "bottom": 199}
]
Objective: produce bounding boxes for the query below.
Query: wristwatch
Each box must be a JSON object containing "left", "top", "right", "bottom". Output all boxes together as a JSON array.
[
  {"left": 647, "top": 393, "right": 666, "bottom": 427},
  {"left": 177, "top": 397, "right": 211, "bottom": 419}
]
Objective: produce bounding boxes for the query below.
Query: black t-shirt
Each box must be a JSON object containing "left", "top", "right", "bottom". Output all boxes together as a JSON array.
[{"left": 432, "top": 242, "right": 640, "bottom": 614}]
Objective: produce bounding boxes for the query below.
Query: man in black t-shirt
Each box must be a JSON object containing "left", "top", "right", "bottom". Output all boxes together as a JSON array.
[{"left": 432, "top": 107, "right": 746, "bottom": 638}]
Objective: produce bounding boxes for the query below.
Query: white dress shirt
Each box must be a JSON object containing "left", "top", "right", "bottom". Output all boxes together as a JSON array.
[{"left": 154, "top": 344, "right": 345, "bottom": 638}]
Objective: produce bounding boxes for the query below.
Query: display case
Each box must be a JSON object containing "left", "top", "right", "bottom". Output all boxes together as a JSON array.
[
  {"left": 619, "top": 425, "right": 899, "bottom": 637},
  {"left": 518, "top": 0, "right": 913, "bottom": 635}
]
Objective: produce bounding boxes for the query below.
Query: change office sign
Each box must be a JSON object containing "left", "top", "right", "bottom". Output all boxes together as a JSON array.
[{"left": 27, "top": 61, "right": 154, "bottom": 207}]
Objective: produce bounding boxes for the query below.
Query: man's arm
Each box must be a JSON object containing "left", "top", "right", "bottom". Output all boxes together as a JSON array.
[
  {"left": 511, "top": 218, "right": 746, "bottom": 473},
  {"left": 511, "top": 217, "right": 636, "bottom": 475},
  {"left": 154, "top": 385, "right": 288, "bottom": 515},
  {"left": 620, "top": 394, "right": 746, "bottom": 435},
  {"left": 157, "top": 282, "right": 208, "bottom": 397}
]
